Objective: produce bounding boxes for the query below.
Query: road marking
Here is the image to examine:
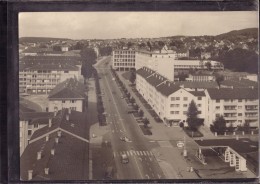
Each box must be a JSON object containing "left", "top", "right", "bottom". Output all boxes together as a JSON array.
[
  {"left": 152, "top": 173, "right": 155, "bottom": 178},
  {"left": 130, "top": 151, "right": 133, "bottom": 156},
  {"left": 157, "top": 174, "right": 161, "bottom": 179},
  {"left": 140, "top": 151, "right": 143, "bottom": 156},
  {"left": 136, "top": 151, "right": 140, "bottom": 156},
  {"left": 145, "top": 174, "right": 150, "bottom": 179},
  {"left": 149, "top": 151, "right": 153, "bottom": 156},
  {"left": 149, "top": 157, "right": 153, "bottom": 161},
  {"left": 133, "top": 151, "right": 136, "bottom": 156},
  {"left": 126, "top": 151, "right": 130, "bottom": 156},
  {"left": 113, "top": 152, "right": 116, "bottom": 158},
  {"left": 143, "top": 151, "right": 147, "bottom": 156}
]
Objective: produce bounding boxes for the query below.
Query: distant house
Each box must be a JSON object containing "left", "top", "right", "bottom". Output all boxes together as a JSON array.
[
  {"left": 201, "top": 52, "right": 211, "bottom": 59},
  {"left": 48, "top": 78, "right": 87, "bottom": 112},
  {"left": 186, "top": 73, "right": 215, "bottom": 82},
  {"left": 20, "top": 109, "right": 89, "bottom": 181}
]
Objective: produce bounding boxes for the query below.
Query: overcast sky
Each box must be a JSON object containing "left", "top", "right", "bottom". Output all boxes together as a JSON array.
[{"left": 19, "top": 11, "right": 258, "bottom": 39}]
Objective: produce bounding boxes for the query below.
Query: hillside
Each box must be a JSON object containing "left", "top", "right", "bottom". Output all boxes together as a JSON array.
[
  {"left": 216, "top": 28, "right": 258, "bottom": 39},
  {"left": 19, "top": 37, "right": 71, "bottom": 43}
]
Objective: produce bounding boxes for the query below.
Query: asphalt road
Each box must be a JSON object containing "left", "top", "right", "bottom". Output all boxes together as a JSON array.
[{"left": 95, "top": 56, "right": 165, "bottom": 180}]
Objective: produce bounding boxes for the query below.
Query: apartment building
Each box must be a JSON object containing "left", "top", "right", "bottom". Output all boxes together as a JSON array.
[
  {"left": 19, "top": 56, "right": 82, "bottom": 94},
  {"left": 48, "top": 78, "right": 87, "bottom": 112},
  {"left": 186, "top": 74, "right": 215, "bottom": 82},
  {"left": 20, "top": 109, "right": 89, "bottom": 180},
  {"left": 205, "top": 88, "right": 259, "bottom": 128},
  {"left": 20, "top": 112, "right": 54, "bottom": 156},
  {"left": 136, "top": 67, "right": 207, "bottom": 126},
  {"left": 112, "top": 49, "right": 136, "bottom": 71}
]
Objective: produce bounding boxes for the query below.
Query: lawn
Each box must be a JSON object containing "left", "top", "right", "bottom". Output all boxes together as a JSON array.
[{"left": 183, "top": 128, "right": 203, "bottom": 138}]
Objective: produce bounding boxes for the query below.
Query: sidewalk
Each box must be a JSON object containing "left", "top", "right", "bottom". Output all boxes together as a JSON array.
[{"left": 117, "top": 72, "right": 187, "bottom": 141}]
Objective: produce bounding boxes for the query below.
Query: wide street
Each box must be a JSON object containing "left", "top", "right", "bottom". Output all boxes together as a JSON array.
[{"left": 94, "top": 56, "right": 165, "bottom": 180}]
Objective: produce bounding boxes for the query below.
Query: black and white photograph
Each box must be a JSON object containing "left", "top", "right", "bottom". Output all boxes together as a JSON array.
[{"left": 18, "top": 11, "right": 259, "bottom": 181}]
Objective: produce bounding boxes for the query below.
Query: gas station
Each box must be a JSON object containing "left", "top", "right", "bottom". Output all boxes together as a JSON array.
[{"left": 194, "top": 138, "right": 258, "bottom": 173}]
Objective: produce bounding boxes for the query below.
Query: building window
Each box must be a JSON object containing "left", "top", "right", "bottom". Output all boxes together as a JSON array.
[
  {"left": 183, "top": 104, "right": 188, "bottom": 107},
  {"left": 183, "top": 97, "right": 188, "bottom": 101},
  {"left": 215, "top": 114, "right": 220, "bottom": 118},
  {"left": 238, "top": 113, "right": 242, "bottom": 116},
  {"left": 171, "top": 97, "right": 175, "bottom": 101},
  {"left": 198, "top": 97, "right": 202, "bottom": 100},
  {"left": 198, "top": 111, "right": 201, "bottom": 114},
  {"left": 216, "top": 106, "right": 220, "bottom": 110},
  {"left": 238, "top": 99, "right": 242, "bottom": 102},
  {"left": 183, "top": 111, "right": 187, "bottom": 115},
  {"left": 170, "top": 111, "right": 179, "bottom": 114},
  {"left": 238, "top": 106, "right": 242, "bottom": 109},
  {"left": 28, "top": 130, "right": 32, "bottom": 136},
  {"left": 176, "top": 97, "right": 180, "bottom": 100},
  {"left": 64, "top": 71, "right": 69, "bottom": 73},
  {"left": 197, "top": 104, "right": 201, "bottom": 107},
  {"left": 71, "top": 100, "right": 75, "bottom": 103},
  {"left": 62, "top": 100, "right": 65, "bottom": 103},
  {"left": 34, "top": 124, "right": 38, "bottom": 128},
  {"left": 216, "top": 100, "right": 220, "bottom": 103}
]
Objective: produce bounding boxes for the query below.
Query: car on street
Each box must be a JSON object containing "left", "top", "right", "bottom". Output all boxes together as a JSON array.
[
  {"left": 121, "top": 153, "right": 129, "bottom": 164},
  {"left": 120, "top": 136, "right": 130, "bottom": 142}
]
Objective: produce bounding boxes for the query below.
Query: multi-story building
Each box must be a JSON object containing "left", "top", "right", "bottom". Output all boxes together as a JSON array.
[
  {"left": 186, "top": 74, "right": 215, "bottom": 82},
  {"left": 112, "top": 49, "right": 136, "bottom": 71},
  {"left": 20, "top": 109, "right": 89, "bottom": 180},
  {"left": 48, "top": 78, "right": 87, "bottom": 112},
  {"left": 205, "top": 88, "right": 259, "bottom": 128},
  {"left": 136, "top": 67, "right": 207, "bottom": 126},
  {"left": 19, "top": 56, "right": 82, "bottom": 94},
  {"left": 20, "top": 112, "right": 54, "bottom": 156}
]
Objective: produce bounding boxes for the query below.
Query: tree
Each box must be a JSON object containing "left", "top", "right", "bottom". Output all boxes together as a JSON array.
[
  {"left": 205, "top": 61, "right": 212, "bottom": 71},
  {"left": 215, "top": 73, "right": 224, "bottom": 87},
  {"left": 127, "top": 42, "right": 134, "bottom": 49},
  {"left": 129, "top": 70, "right": 136, "bottom": 84},
  {"left": 138, "top": 109, "right": 144, "bottom": 117},
  {"left": 147, "top": 41, "right": 152, "bottom": 51},
  {"left": 80, "top": 48, "right": 97, "bottom": 65},
  {"left": 186, "top": 100, "right": 201, "bottom": 131},
  {"left": 143, "top": 118, "right": 150, "bottom": 128},
  {"left": 210, "top": 115, "right": 226, "bottom": 134},
  {"left": 158, "top": 41, "right": 165, "bottom": 48},
  {"left": 243, "top": 122, "right": 251, "bottom": 133},
  {"left": 130, "top": 97, "right": 135, "bottom": 105},
  {"left": 179, "top": 122, "right": 184, "bottom": 129},
  {"left": 178, "top": 72, "right": 188, "bottom": 81}
]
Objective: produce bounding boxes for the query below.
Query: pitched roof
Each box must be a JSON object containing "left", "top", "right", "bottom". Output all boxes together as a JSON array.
[
  {"left": 48, "top": 78, "right": 86, "bottom": 99},
  {"left": 146, "top": 73, "right": 168, "bottom": 87},
  {"left": 20, "top": 112, "right": 54, "bottom": 121},
  {"left": 189, "top": 91, "right": 206, "bottom": 97},
  {"left": 207, "top": 88, "right": 258, "bottom": 99},
  {"left": 136, "top": 67, "right": 155, "bottom": 78},
  {"left": 20, "top": 56, "right": 82, "bottom": 65},
  {"left": 20, "top": 131, "right": 89, "bottom": 181},
  {"left": 175, "top": 81, "right": 219, "bottom": 89},
  {"left": 221, "top": 78, "right": 258, "bottom": 88},
  {"left": 156, "top": 81, "right": 180, "bottom": 97}
]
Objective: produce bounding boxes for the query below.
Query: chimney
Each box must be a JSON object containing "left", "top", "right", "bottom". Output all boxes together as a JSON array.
[
  {"left": 66, "top": 114, "right": 69, "bottom": 121},
  {"left": 51, "top": 148, "right": 55, "bottom": 155},
  {"left": 37, "top": 151, "right": 41, "bottom": 160},
  {"left": 57, "top": 130, "right": 61, "bottom": 137},
  {"left": 28, "top": 170, "right": 33, "bottom": 180},
  {"left": 55, "top": 137, "right": 59, "bottom": 144},
  {"left": 46, "top": 135, "right": 49, "bottom": 142},
  {"left": 68, "top": 108, "right": 71, "bottom": 114},
  {"left": 48, "top": 118, "right": 52, "bottom": 127},
  {"left": 44, "top": 168, "right": 49, "bottom": 175}
]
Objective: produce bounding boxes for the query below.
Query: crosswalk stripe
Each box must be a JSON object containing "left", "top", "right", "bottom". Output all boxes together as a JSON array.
[
  {"left": 130, "top": 151, "right": 133, "bottom": 156},
  {"left": 126, "top": 151, "right": 130, "bottom": 156},
  {"left": 133, "top": 151, "right": 136, "bottom": 155},
  {"left": 140, "top": 151, "right": 143, "bottom": 156},
  {"left": 150, "top": 151, "right": 153, "bottom": 156},
  {"left": 146, "top": 151, "right": 150, "bottom": 156},
  {"left": 143, "top": 151, "right": 147, "bottom": 156},
  {"left": 113, "top": 152, "right": 116, "bottom": 158},
  {"left": 136, "top": 151, "right": 140, "bottom": 156}
]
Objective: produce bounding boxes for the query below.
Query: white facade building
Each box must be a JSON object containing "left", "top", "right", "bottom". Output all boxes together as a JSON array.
[
  {"left": 112, "top": 49, "right": 136, "bottom": 71},
  {"left": 205, "top": 88, "right": 259, "bottom": 128}
]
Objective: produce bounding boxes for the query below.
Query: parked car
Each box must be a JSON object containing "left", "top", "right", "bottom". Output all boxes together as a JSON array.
[
  {"left": 120, "top": 136, "right": 130, "bottom": 142},
  {"left": 121, "top": 154, "right": 129, "bottom": 164}
]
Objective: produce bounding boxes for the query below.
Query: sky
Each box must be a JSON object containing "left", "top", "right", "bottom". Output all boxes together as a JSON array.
[{"left": 19, "top": 11, "right": 258, "bottom": 39}]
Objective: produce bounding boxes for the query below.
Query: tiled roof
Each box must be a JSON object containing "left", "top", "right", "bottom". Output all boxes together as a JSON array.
[
  {"left": 207, "top": 88, "right": 258, "bottom": 99},
  {"left": 22, "top": 47, "right": 52, "bottom": 53},
  {"left": 156, "top": 81, "right": 180, "bottom": 97},
  {"left": 146, "top": 73, "right": 167, "bottom": 87},
  {"left": 21, "top": 63, "right": 79, "bottom": 71},
  {"left": 221, "top": 78, "right": 258, "bottom": 88},
  {"left": 175, "top": 81, "right": 219, "bottom": 89},
  {"left": 20, "top": 112, "right": 54, "bottom": 121},
  {"left": 30, "top": 109, "right": 89, "bottom": 140},
  {"left": 189, "top": 91, "right": 206, "bottom": 97},
  {"left": 48, "top": 78, "right": 86, "bottom": 100},
  {"left": 20, "top": 56, "right": 82, "bottom": 65},
  {"left": 20, "top": 131, "right": 89, "bottom": 181},
  {"left": 195, "top": 138, "right": 258, "bottom": 154},
  {"left": 136, "top": 67, "right": 155, "bottom": 78}
]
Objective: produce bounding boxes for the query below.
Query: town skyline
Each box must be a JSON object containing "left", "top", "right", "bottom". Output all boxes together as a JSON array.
[{"left": 19, "top": 11, "right": 258, "bottom": 40}]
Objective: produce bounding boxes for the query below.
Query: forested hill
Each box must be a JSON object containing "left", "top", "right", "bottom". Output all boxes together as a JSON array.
[
  {"left": 216, "top": 28, "right": 258, "bottom": 40},
  {"left": 19, "top": 37, "right": 70, "bottom": 43}
]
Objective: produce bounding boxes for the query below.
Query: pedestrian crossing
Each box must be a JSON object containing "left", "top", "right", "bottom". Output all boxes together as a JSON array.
[{"left": 113, "top": 150, "right": 154, "bottom": 158}]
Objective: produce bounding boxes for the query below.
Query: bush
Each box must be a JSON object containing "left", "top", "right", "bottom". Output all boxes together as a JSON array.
[{"left": 183, "top": 128, "right": 203, "bottom": 138}]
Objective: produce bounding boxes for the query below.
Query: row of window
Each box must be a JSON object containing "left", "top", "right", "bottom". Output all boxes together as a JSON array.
[
  {"left": 62, "top": 100, "right": 76, "bottom": 103},
  {"left": 170, "top": 111, "right": 201, "bottom": 115},
  {"left": 215, "top": 99, "right": 256, "bottom": 103},
  {"left": 170, "top": 104, "right": 202, "bottom": 108},
  {"left": 171, "top": 97, "right": 202, "bottom": 101}
]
